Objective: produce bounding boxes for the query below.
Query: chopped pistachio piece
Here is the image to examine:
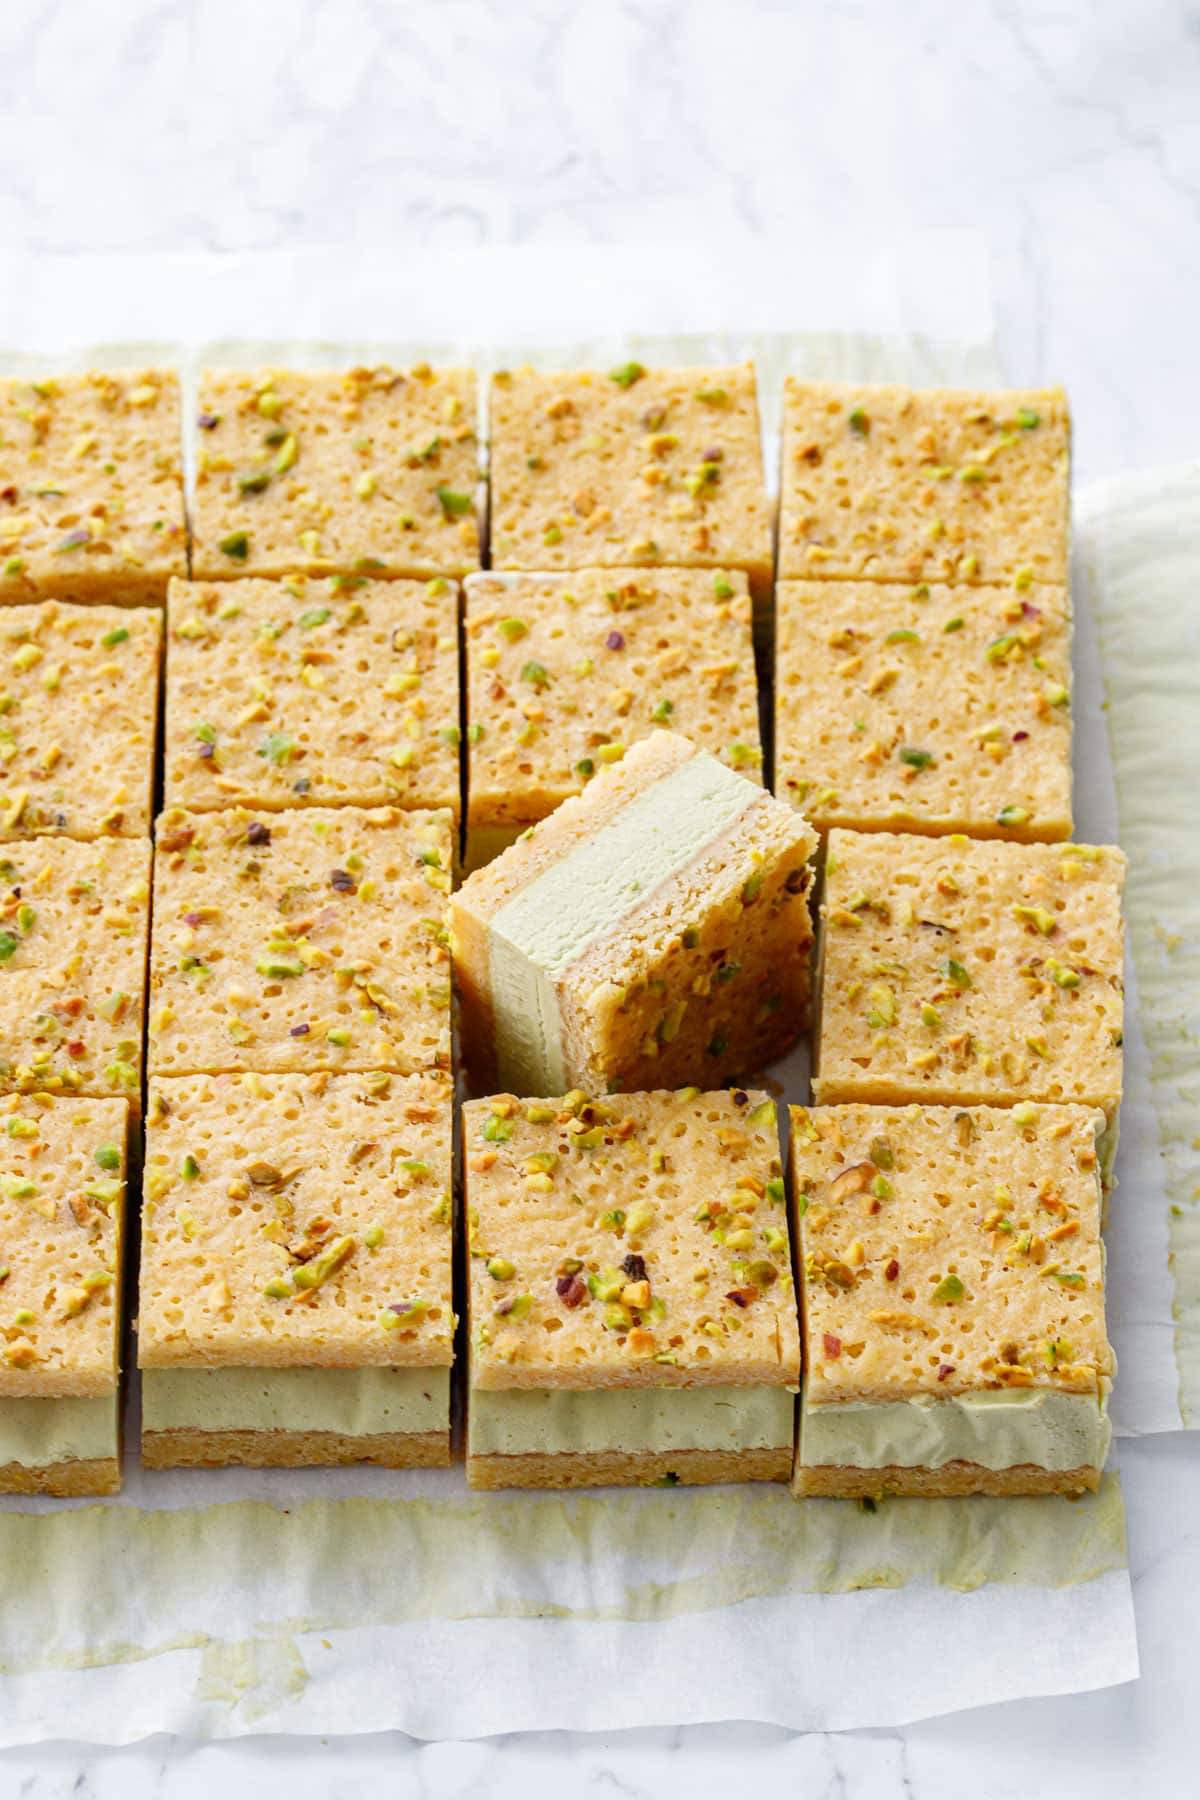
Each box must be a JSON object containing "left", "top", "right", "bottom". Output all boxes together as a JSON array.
[{"left": 435, "top": 486, "right": 473, "bottom": 519}]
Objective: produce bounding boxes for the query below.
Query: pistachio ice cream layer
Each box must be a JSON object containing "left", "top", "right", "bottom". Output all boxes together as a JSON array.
[
  {"left": 469, "top": 1383, "right": 796, "bottom": 1458},
  {"left": 487, "top": 752, "right": 761, "bottom": 1093},
  {"left": 800, "top": 1386, "right": 1111, "bottom": 1473},
  {"left": 0, "top": 1394, "right": 118, "bottom": 1467},
  {"left": 142, "top": 1366, "right": 450, "bottom": 1436}
]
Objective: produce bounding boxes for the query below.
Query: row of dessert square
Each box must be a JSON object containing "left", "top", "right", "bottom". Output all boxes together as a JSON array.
[
  {"left": 0, "top": 569, "right": 1073, "bottom": 857},
  {"left": 0, "top": 807, "right": 447, "bottom": 1117},
  {"left": 0, "top": 802, "right": 1122, "bottom": 1135},
  {"left": 0, "top": 1082, "right": 1111, "bottom": 1501},
  {"left": 0, "top": 366, "right": 1069, "bottom": 600},
  {"left": 152, "top": 747, "right": 1123, "bottom": 1116},
  {"left": 2, "top": 739, "right": 1120, "bottom": 1493}
]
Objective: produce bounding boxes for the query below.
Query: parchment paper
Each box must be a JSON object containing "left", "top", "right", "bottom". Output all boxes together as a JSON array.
[
  {"left": 0, "top": 1467, "right": 1133, "bottom": 1742},
  {"left": 1076, "top": 462, "right": 1200, "bottom": 1427},
  {"left": 0, "top": 238, "right": 1147, "bottom": 1742}
]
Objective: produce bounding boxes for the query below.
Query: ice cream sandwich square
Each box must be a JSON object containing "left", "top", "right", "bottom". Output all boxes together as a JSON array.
[
  {"left": 774, "top": 578, "right": 1072, "bottom": 841},
  {"left": 164, "top": 574, "right": 460, "bottom": 820},
  {"left": 0, "top": 601, "right": 161, "bottom": 842},
  {"left": 463, "top": 567, "right": 762, "bottom": 869},
  {"left": 0, "top": 368, "right": 186, "bottom": 604},
  {"left": 0, "top": 1094, "right": 129, "bottom": 1496},
  {"left": 777, "top": 381, "right": 1070, "bottom": 587},
  {"left": 465, "top": 1087, "right": 800, "bottom": 1489},
  {"left": 138, "top": 1069, "right": 454, "bottom": 1469},
  {"left": 791, "top": 1100, "right": 1113, "bottom": 1497},
  {"left": 148, "top": 804, "right": 453, "bottom": 1078},
  {"left": 190, "top": 365, "right": 480, "bottom": 582},
  {"left": 488, "top": 363, "right": 773, "bottom": 605},
  {"left": 815, "top": 830, "right": 1126, "bottom": 1177}
]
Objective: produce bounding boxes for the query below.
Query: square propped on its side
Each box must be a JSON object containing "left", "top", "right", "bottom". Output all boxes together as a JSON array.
[
  {"left": 791, "top": 1100, "right": 1113, "bottom": 1497},
  {"left": 138, "top": 1069, "right": 455, "bottom": 1469},
  {"left": 450, "top": 730, "right": 817, "bottom": 1100},
  {"left": 0, "top": 835, "right": 151, "bottom": 1111},
  {"left": 464, "top": 1087, "right": 799, "bottom": 1490}
]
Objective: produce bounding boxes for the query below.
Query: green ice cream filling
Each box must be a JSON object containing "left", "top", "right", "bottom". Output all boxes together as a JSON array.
[
  {"left": 799, "top": 1384, "right": 1111, "bottom": 1472},
  {"left": 469, "top": 1384, "right": 796, "bottom": 1458},
  {"left": 487, "top": 751, "right": 760, "bottom": 1093},
  {"left": 0, "top": 1393, "right": 117, "bottom": 1468},
  {"left": 141, "top": 1366, "right": 450, "bottom": 1437}
]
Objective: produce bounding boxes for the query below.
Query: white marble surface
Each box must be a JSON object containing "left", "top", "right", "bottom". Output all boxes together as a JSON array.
[{"left": 1, "top": 0, "right": 1199, "bottom": 1790}]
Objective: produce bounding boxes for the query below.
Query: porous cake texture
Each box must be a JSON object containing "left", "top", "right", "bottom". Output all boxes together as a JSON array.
[
  {"left": 450, "top": 731, "right": 817, "bottom": 1099},
  {"left": 0, "top": 835, "right": 149, "bottom": 1106},
  {"left": 164, "top": 574, "right": 460, "bottom": 818},
  {"left": 488, "top": 364, "right": 773, "bottom": 599},
  {"left": 464, "top": 1086, "right": 799, "bottom": 1488},
  {"left": 0, "top": 1093, "right": 128, "bottom": 1495},
  {"left": 0, "top": 601, "right": 161, "bottom": 841},
  {"left": 815, "top": 830, "right": 1125, "bottom": 1131},
  {"left": 777, "top": 382, "right": 1070, "bottom": 587},
  {"left": 464, "top": 567, "right": 761, "bottom": 866},
  {"left": 791, "top": 1100, "right": 1112, "bottom": 1496},
  {"left": 0, "top": 368, "right": 187, "bottom": 603},
  {"left": 774, "top": 579, "right": 1072, "bottom": 841},
  {"left": 139, "top": 1069, "right": 453, "bottom": 1469},
  {"left": 190, "top": 365, "right": 480, "bottom": 582},
  {"left": 149, "top": 804, "right": 453, "bottom": 1078}
]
